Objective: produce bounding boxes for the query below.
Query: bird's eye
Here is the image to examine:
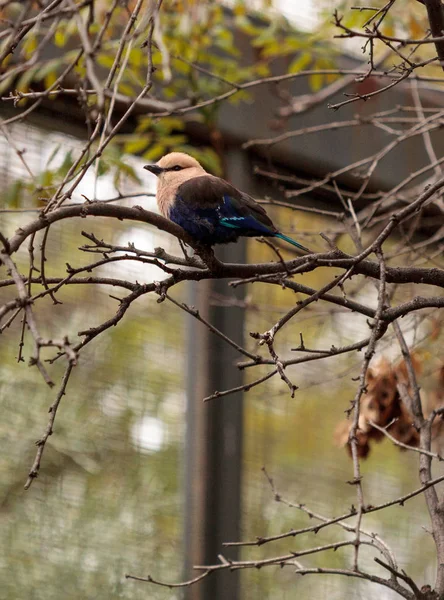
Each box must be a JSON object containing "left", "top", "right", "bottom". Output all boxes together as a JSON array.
[{"left": 172, "top": 165, "right": 183, "bottom": 171}]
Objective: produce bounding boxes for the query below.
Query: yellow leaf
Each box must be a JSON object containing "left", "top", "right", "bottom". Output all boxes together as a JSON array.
[
  {"left": 143, "top": 144, "right": 166, "bottom": 161},
  {"left": 44, "top": 71, "right": 58, "bottom": 91},
  {"left": 54, "top": 29, "right": 66, "bottom": 47},
  {"left": 255, "top": 62, "right": 270, "bottom": 77},
  {"left": 309, "top": 72, "right": 323, "bottom": 92},
  {"left": 234, "top": 3, "right": 246, "bottom": 17},
  {"left": 288, "top": 51, "right": 312, "bottom": 74},
  {"left": 22, "top": 34, "right": 37, "bottom": 59},
  {"left": 409, "top": 15, "right": 424, "bottom": 39},
  {"left": 382, "top": 24, "right": 394, "bottom": 37}
]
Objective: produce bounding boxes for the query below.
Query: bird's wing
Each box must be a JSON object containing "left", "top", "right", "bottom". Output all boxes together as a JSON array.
[{"left": 177, "top": 175, "right": 277, "bottom": 233}]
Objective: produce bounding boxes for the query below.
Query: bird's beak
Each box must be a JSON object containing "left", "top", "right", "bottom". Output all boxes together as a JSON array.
[{"left": 143, "top": 164, "right": 163, "bottom": 176}]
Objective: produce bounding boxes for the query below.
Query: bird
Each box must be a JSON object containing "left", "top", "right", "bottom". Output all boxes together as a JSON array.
[{"left": 144, "top": 152, "right": 311, "bottom": 253}]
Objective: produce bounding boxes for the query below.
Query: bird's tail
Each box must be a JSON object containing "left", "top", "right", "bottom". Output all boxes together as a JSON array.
[{"left": 275, "top": 232, "right": 311, "bottom": 253}]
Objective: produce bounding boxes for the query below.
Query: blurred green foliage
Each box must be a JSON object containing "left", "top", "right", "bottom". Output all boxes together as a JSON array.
[{"left": 0, "top": 0, "right": 351, "bottom": 207}]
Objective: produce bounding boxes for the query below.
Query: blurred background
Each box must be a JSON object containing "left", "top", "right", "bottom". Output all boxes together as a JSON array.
[{"left": 1, "top": 2, "right": 443, "bottom": 599}]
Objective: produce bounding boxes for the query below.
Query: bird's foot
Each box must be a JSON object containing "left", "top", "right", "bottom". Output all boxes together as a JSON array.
[{"left": 194, "top": 243, "right": 224, "bottom": 273}]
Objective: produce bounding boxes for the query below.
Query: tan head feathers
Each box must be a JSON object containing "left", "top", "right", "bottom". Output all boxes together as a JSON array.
[
  {"left": 144, "top": 152, "right": 208, "bottom": 217},
  {"left": 157, "top": 152, "right": 204, "bottom": 171}
]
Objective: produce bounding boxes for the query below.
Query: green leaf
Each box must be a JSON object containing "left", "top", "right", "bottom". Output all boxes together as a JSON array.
[
  {"left": 34, "top": 59, "right": 60, "bottom": 82},
  {"left": 97, "top": 159, "right": 111, "bottom": 177},
  {"left": 0, "top": 74, "right": 16, "bottom": 96},
  {"left": 58, "top": 150, "right": 74, "bottom": 175},
  {"left": 116, "top": 162, "right": 141, "bottom": 184},
  {"left": 45, "top": 144, "right": 61, "bottom": 168},
  {"left": 215, "top": 38, "right": 240, "bottom": 56},
  {"left": 16, "top": 66, "right": 39, "bottom": 92},
  {"left": 235, "top": 15, "right": 262, "bottom": 36},
  {"left": 179, "top": 146, "right": 222, "bottom": 176},
  {"left": 38, "top": 170, "right": 54, "bottom": 188},
  {"left": 4, "top": 179, "right": 24, "bottom": 208},
  {"left": 252, "top": 22, "right": 278, "bottom": 47}
]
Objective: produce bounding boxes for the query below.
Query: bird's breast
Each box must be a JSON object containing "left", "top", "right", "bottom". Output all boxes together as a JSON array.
[{"left": 156, "top": 185, "right": 175, "bottom": 218}]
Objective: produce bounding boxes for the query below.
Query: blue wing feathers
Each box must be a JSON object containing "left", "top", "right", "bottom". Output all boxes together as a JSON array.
[
  {"left": 170, "top": 181, "right": 310, "bottom": 251},
  {"left": 219, "top": 195, "right": 274, "bottom": 235},
  {"left": 170, "top": 193, "right": 274, "bottom": 243}
]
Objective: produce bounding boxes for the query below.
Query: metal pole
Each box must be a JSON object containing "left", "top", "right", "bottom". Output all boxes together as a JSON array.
[{"left": 184, "top": 150, "right": 251, "bottom": 600}]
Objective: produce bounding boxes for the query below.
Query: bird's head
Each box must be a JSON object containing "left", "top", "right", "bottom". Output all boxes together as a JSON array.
[{"left": 144, "top": 152, "right": 205, "bottom": 183}]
